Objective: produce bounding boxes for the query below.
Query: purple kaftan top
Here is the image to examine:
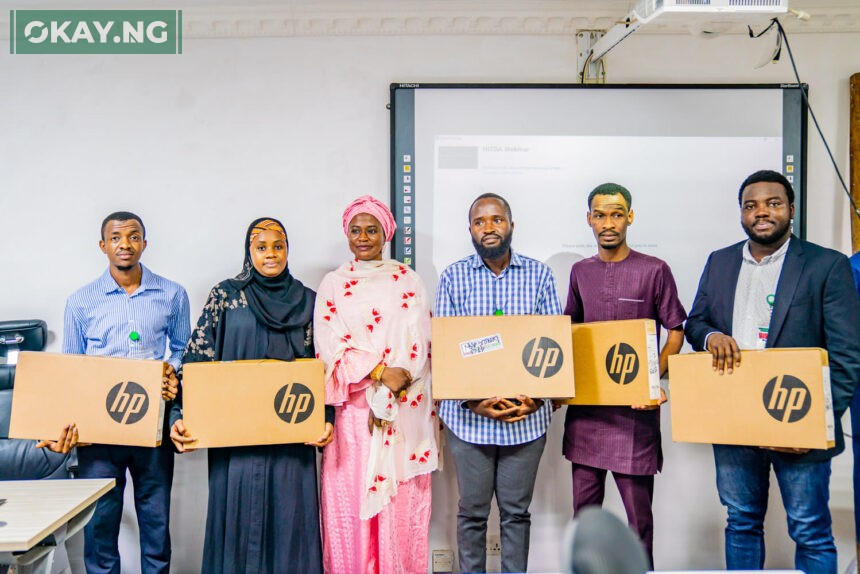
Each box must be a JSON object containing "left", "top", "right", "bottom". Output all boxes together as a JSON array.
[{"left": 563, "top": 250, "right": 687, "bottom": 475}]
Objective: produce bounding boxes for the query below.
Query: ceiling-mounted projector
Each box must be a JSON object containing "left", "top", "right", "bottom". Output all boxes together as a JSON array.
[
  {"left": 635, "top": 0, "right": 789, "bottom": 35},
  {"left": 589, "top": 0, "right": 789, "bottom": 62},
  {"left": 635, "top": 0, "right": 788, "bottom": 24}
]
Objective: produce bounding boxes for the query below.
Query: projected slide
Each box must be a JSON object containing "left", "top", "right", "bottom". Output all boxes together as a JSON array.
[{"left": 429, "top": 133, "right": 781, "bottom": 307}]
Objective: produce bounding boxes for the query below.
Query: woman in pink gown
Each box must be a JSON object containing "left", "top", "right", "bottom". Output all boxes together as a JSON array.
[{"left": 315, "top": 196, "right": 439, "bottom": 574}]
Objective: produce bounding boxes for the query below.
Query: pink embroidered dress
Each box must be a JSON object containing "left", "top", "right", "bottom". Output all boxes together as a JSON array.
[{"left": 315, "top": 258, "right": 439, "bottom": 574}]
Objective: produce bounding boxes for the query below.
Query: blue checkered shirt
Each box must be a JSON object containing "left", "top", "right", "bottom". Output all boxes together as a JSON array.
[
  {"left": 63, "top": 265, "right": 191, "bottom": 371},
  {"left": 435, "top": 250, "right": 562, "bottom": 445}
]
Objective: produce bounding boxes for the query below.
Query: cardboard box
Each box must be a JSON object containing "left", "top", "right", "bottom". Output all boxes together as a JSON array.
[
  {"left": 431, "top": 315, "right": 575, "bottom": 399},
  {"left": 561, "top": 319, "right": 661, "bottom": 406},
  {"left": 669, "top": 348, "right": 835, "bottom": 449},
  {"left": 181, "top": 359, "right": 325, "bottom": 448},
  {"left": 9, "top": 351, "right": 166, "bottom": 447}
]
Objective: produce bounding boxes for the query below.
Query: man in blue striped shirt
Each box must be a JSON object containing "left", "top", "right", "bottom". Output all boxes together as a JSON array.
[
  {"left": 40, "top": 211, "right": 190, "bottom": 574},
  {"left": 435, "top": 193, "right": 562, "bottom": 573}
]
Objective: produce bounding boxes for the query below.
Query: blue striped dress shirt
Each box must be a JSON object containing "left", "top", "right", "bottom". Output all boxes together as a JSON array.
[
  {"left": 63, "top": 265, "right": 191, "bottom": 371},
  {"left": 435, "top": 250, "right": 562, "bottom": 445}
]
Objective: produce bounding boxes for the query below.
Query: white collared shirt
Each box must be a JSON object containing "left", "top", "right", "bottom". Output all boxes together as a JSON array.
[{"left": 731, "top": 238, "right": 790, "bottom": 350}]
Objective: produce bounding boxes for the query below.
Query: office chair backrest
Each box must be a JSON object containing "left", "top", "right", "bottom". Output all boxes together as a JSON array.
[
  {"left": 0, "top": 319, "right": 68, "bottom": 480},
  {"left": 0, "top": 319, "right": 48, "bottom": 391},
  {"left": 561, "top": 506, "right": 650, "bottom": 574}
]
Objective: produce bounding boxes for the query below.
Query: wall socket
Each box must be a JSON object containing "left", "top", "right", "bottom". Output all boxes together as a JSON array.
[
  {"left": 487, "top": 534, "right": 501, "bottom": 556},
  {"left": 431, "top": 549, "right": 454, "bottom": 573}
]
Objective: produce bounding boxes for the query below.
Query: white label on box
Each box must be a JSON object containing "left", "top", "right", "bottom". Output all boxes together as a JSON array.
[
  {"left": 459, "top": 334, "right": 503, "bottom": 358},
  {"left": 821, "top": 366, "right": 835, "bottom": 442},
  {"left": 645, "top": 322, "right": 661, "bottom": 400},
  {"left": 156, "top": 398, "right": 165, "bottom": 444}
]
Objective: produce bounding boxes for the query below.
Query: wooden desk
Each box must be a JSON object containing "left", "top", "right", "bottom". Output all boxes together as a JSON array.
[{"left": 0, "top": 478, "right": 114, "bottom": 552}]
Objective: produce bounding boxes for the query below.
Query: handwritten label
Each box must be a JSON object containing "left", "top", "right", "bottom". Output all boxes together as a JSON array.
[{"left": 459, "top": 334, "right": 504, "bottom": 358}]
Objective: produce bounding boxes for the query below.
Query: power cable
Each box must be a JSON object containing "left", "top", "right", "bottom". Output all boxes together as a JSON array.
[{"left": 750, "top": 18, "right": 860, "bottom": 222}]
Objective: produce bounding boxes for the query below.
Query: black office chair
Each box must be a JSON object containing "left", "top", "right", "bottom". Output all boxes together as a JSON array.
[
  {"left": 0, "top": 321, "right": 82, "bottom": 574},
  {"left": 0, "top": 320, "right": 70, "bottom": 480},
  {"left": 561, "top": 506, "right": 650, "bottom": 574}
]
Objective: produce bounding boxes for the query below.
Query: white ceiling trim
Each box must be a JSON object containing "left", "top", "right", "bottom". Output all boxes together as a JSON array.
[
  {"left": 174, "top": 5, "right": 860, "bottom": 38},
  {"left": 1, "top": 3, "right": 858, "bottom": 40}
]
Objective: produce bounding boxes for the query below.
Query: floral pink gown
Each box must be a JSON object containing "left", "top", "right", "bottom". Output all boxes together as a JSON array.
[{"left": 314, "top": 259, "right": 439, "bottom": 574}]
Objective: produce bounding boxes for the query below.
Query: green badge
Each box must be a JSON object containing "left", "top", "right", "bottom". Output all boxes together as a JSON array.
[
  {"left": 766, "top": 294, "right": 775, "bottom": 307},
  {"left": 129, "top": 331, "right": 140, "bottom": 342},
  {"left": 493, "top": 309, "right": 504, "bottom": 316}
]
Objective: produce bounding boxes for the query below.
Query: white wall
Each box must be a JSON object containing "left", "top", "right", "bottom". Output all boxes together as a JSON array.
[{"left": 1, "top": 19, "right": 858, "bottom": 573}]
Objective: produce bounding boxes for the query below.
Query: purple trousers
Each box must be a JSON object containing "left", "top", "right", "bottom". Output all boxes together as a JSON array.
[{"left": 571, "top": 463, "right": 655, "bottom": 568}]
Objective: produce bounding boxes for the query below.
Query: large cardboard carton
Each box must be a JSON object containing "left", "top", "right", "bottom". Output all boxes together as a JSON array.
[
  {"left": 669, "top": 348, "right": 835, "bottom": 449},
  {"left": 181, "top": 359, "right": 325, "bottom": 448},
  {"left": 431, "top": 315, "right": 575, "bottom": 399},
  {"left": 560, "top": 319, "right": 661, "bottom": 406},
  {"left": 9, "top": 351, "right": 166, "bottom": 447}
]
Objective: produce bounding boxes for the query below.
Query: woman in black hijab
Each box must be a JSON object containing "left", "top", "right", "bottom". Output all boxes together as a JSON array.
[{"left": 170, "top": 217, "right": 333, "bottom": 574}]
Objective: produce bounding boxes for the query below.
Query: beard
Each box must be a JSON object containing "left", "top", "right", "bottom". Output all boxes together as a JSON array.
[
  {"left": 598, "top": 233, "right": 624, "bottom": 250},
  {"left": 742, "top": 218, "right": 792, "bottom": 245},
  {"left": 472, "top": 231, "right": 513, "bottom": 260}
]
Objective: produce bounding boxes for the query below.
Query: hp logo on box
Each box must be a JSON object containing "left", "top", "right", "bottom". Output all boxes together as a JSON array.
[
  {"left": 106, "top": 381, "right": 149, "bottom": 425},
  {"left": 522, "top": 337, "right": 564, "bottom": 378},
  {"left": 762, "top": 375, "right": 811, "bottom": 423},
  {"left": 605, "top": 343, "right": 639, "bottom": 385},
  {"left": 274, "top": 382, "right": 315, "bottom": 424}
]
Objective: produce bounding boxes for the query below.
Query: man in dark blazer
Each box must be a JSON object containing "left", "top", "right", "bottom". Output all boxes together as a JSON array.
[{"left": 686, "top": 169, "right": 860, "bottom": 574}]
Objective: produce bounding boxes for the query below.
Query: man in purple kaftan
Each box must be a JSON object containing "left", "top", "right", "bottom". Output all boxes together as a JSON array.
[{"left": 563, "top": 183, "right": 686, "bottom": 567}]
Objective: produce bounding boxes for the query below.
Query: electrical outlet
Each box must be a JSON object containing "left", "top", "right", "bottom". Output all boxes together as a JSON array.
[
  {"left": 432, "top": 549, "right": 454, "bottom": 572},
  {"left": 487, "top": 534, "right": 501, "bottom": 556}
]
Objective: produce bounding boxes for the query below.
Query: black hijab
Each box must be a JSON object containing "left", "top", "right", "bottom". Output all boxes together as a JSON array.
[{"left": 228, "top": 217, "right": 315, "bottom": 361}]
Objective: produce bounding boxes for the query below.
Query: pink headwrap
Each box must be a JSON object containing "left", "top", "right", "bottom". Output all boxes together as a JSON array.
[{"left": 341, "top": 195, "right": 397, "bottom": 242}]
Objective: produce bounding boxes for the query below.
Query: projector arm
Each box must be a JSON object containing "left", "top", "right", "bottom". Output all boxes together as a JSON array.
[{"left": 589, "top": 13, "right": 642, "bottom": 63}]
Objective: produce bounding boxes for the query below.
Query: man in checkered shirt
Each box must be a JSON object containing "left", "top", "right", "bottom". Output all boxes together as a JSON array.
[{"left": 435, "top": 193, "right": 562, "bottom": 573}]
